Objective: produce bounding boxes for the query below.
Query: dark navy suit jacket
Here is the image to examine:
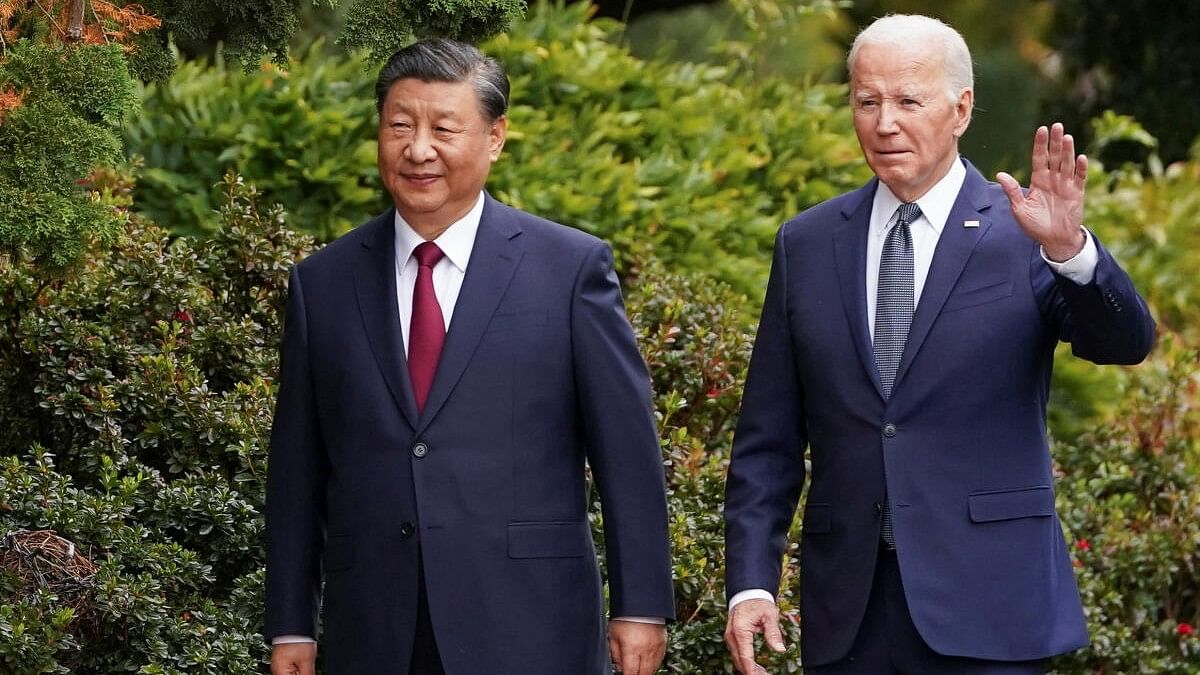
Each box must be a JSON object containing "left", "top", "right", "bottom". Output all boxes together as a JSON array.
[
  {"left": 725, "top": 161, "right": 1154, "bottom": 666},
  {"left": 265, "top": 194, "right": 675, "bottom": 674}
]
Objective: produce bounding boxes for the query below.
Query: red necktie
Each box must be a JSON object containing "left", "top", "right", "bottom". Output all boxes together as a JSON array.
[{"left": 408, "top": 241, "right": 446, "bottom": 413}]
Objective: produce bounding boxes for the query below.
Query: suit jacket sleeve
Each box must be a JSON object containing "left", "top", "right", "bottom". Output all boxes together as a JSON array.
[
  {"left": 724, "top": 227, "right": 809, "bottom": 600},
  {"left": 571, "top": 241, "right": 675, "bottom": 620},
  {"left": 1036, "top": 230, "right": 1155, "bottom": 364},
  {"left": 265, "top": 266, "right": 329, "bottom": 641}
]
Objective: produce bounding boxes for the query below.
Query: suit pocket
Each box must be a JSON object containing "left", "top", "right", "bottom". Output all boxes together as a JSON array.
[
  {"left": 803, "top": 503, "right": 832, "bottom": 534},
  {"left": 967, "top": 485, "right": 1054, "bottom": 523},
  {"left": 323, "top": 534, "right": 354, "bottom": 572},
  {"left": 942, "top": 280, "right": 1013, "bottom": 313},
  {"left": 486, "top": 309, "right": 548, "bottom": 333},
  {"left": 507, "top": 520, "right": 590, "bottom": 558}
]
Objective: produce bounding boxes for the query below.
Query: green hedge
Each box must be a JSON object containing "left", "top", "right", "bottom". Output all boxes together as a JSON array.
[{"left": 125, "top": 1, "right": 870, "bottom": 297}]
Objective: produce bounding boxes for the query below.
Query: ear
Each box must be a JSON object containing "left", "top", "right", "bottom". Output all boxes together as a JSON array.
[
  {"left": 488, "top": 115, "right": 507, "bottom": 162},
  {"left": 952, "top": 88, "right": 974, "bottom": 138}
]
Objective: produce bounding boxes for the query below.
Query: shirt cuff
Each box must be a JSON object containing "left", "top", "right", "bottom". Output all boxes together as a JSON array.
[
  {"left": 1041, "top": 228, "right": 1098, "bottom": 285},
  {"left": 729, "top": 588, "right": 775, "bottom": 611},
  {"left": 612, "top": 616, "right": 667, "bottom": 625},
  {"left": 272, "top": 635, "right": 317, "bottom": 645}
]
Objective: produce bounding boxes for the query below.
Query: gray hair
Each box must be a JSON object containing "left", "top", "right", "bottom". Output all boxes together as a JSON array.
[
  {"left": 847, "top": 14, "right": 973, "bottom": 102},
  {"left": 375, "top": 38, "right": 510, "bottom": 122}
]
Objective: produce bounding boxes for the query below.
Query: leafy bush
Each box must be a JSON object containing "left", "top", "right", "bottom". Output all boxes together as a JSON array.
[
  {"left": 123, "top": 41, "right": 384, "bottom": 241},
  {"left": 126, "top": 1, "right": 871, "bottom": 296},
  {"left": 0, "top": 174, "right": 310, "bottom": 674},
  {"left": 1051, "top": 338, "right": 1200, "bottom": 674},
  {"left": 0, "top": 40, "right": 136, "bottom": 273}
]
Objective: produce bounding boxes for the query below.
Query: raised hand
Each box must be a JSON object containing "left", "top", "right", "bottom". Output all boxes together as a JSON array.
[{"left": 996, "top": 123, "right": 1088, "bottom": 262}]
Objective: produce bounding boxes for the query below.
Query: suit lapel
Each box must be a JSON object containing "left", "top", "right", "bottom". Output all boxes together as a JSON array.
[
  {"left": 353, "top": 211, "right": 420, "bottom": 429},
  {"left": 415, "top": 194, "right": 524, "bottom": 435},
  {"left": 893, "top": 164, "right": 993, "bottom": 391},
  {"left": 833, "top": 179, "right": 885, "bottom": 398}
]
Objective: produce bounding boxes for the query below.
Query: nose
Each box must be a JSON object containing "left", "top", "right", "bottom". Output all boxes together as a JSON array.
[
  {"left": 875, "top": 101, "right": 900, "bottom": 134},
  {"left": 404, "top": 127, "right": 437, "bottom": 163}
]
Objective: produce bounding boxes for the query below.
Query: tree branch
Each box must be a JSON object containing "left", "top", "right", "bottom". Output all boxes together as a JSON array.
[{"left": 67, "top": 0, "right": 85, "bottom": 41}]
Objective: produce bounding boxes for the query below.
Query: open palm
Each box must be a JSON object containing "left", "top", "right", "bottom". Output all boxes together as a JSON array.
[{"left": 996, "top": 123, "right": 1088, "bottom": 262}]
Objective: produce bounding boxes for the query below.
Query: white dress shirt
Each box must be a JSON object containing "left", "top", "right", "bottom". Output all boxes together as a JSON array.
[
  {"left": 728, "top": 158, "right": 1099, "bottom": 612},
  {"left": 274, "top": 192, "right": 658, "bottom": 646}
]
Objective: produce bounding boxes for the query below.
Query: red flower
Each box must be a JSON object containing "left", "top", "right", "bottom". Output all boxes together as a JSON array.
[
  {"left": 706, "top": 386, "right": 720, "bottom": 399},
  {"left": 172, "top": 310, "right": 193, "bottom": 323},
  {"left": 1178, "top": 623, "right": 1195, "bottom": 636},
  {"left": 1076, "top": 538, "right": 1091, "bottom": 552}
]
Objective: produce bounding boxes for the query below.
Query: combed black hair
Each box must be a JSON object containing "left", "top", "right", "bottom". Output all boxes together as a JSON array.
[{"left": 374, "top": 38, "right": 510, "bottom": 122}]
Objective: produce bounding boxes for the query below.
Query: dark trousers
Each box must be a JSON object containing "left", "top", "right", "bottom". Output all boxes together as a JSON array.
[
  {"left": 410, "top": 561, "right": 446, "bottom": 675},
  {"left": 807, "top": 549, "right": 1046, "bottom": 675}
]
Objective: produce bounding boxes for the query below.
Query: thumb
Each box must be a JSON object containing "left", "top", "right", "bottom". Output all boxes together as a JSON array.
[
  {"left": 763, "top": 615, "right": 786, "bottom": 653},
  {"left": 995, "top": 171, "right": 1023, "bottom": 207}
]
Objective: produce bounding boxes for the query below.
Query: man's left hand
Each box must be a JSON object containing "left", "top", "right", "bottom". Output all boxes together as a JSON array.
[
  {"left": 608, "top": 619, "right": 667, "bottom": 674},
  {"left": 997, "top": 122, "right": 1088, "bottom": 262}
]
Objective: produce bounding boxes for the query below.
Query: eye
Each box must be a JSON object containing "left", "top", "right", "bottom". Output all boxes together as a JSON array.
[
  {"left": 900, "top": 98, "right": 920, "bottom": 107},
  {"left": 857, "top": 99, "right": 878, "bottom": 110},
  {"left": 390, "top": 121, "right": 412, "bottom": 132}
]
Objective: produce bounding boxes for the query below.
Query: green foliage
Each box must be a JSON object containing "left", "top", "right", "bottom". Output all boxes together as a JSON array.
[
  {"left": 1048, "top": 115, "right": 1200, "bottom": 438},
  {"left": 339, "top": 0, "right": 528, "bottom": 62},
  {"left": 0, "top": 40, "right": 135, "bottom": 273},
  {"left": 624, "top": 260, "right": 779, "bottom": 673},
  {"left": 1051, "top": 339, "right": 1200, "bottom": 674},
  {"left": 128, "top": 1, "right": 871, "bottom": 295},
  {"left": 123, "top": 41, "right": 383, "bottom": 239},
  {"left": 0, "top": 174, "right": 311, "bottom": 673},
  {"left": 139, "top": 0, "right": 309, "bottom": 71}
]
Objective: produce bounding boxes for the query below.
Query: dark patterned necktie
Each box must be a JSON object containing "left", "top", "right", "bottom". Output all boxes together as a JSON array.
[
  {"left": 408, "top": 241, "right": 445, "bottom": 413},
  {"left": 875, "top": 202, "right": 920, "bottom": 549},
  {"left": 874, "top": 202, "right": 920, "bottom": 399}
]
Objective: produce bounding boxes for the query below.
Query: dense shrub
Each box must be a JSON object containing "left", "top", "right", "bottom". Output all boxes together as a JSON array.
[
  {"left": 126, "top": 1, "right": 871, "bottom": 296},
  {"left": 122, "top": 41, "right": 384, "bottom": 241},
  {"left": 0, "top": 174, "right": 310, "bottom": 673},
  {"left": 0, "top": 40, "right": 136, "bottom": 273},
  {"left": 1051, "top": 338, "right": 1200, "bottom": 674}
]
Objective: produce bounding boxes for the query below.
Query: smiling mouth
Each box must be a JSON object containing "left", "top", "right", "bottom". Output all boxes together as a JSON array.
[{"left": 402, "top": 174, "right": 441, "bottom": 184}]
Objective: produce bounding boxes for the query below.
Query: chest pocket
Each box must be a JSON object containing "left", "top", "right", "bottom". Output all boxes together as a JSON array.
[
  {"left": 941, "top": 279, "right": 1013, "bottom": 314},
  {"left": 485, "top": 309, "right": 548, "bottom": 333}
]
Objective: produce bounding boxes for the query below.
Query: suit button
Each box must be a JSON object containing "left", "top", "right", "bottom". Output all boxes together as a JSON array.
[
  {"left": 412, "top": 442, "right": 428, "bottom": 458},
  {"left": 400, "top": 522, "right": 415, "bottom": 538},
  {"left": 882, "top": 423, "right": 897, "bottom": 437}
]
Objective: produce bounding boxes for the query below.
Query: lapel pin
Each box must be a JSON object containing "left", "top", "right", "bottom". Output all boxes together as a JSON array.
[{"left": 963, "top": 219, "right": 979, "bottom": 228}]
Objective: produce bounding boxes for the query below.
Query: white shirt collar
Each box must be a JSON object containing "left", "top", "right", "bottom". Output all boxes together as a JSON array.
[
  {"left": 393, "top": 191, "right": 485, "bottom": 272},
  {"left": 871, "top": 156, "right": 966, "bottom": 236}
]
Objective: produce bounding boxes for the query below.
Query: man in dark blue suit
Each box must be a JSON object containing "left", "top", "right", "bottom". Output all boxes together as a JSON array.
[
  {"left": 265, "top": 39, "right": 674, "bottom": 675},
  {"left": 723, "top": 14, "right": 1154, "bottom": 675}
]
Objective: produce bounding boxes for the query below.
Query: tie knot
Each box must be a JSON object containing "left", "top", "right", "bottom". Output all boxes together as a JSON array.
[
  {"left": 896, "top": 202, "right": 922, "bottom": 227},
  {"left": 413, "top": 241, "right": 444, "bottom": 269}
]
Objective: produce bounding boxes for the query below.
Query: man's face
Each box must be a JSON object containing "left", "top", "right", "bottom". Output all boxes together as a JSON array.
[
  {"left": 378, "top": 78, "right": 506, "bottom": 237},
  {"left": 850, "top": 42, "right": 973, "bottom": 203}
]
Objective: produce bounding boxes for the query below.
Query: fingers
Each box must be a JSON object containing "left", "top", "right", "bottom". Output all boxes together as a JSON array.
[
  {"left": 270, "top": 644, "right": 316, "bottom": 675},
  {"left": 609, "top": 632, "right": 624, "bottom": 671},
  {"left": 995, "top": 171, "right": 1023, "bottom": 209},
  {"left": 1075, "top": 152, "right": 1088, "bottom": 193},
  {"left": 1048, "top": 122, "right": 1064, "bottom": 173},
  {"left": 1030, "top": 124, "right": 1049, "bottom": 173},
  {"left": 763, "top": 615, "right": 787, "bottom": 653},
  {"left": 609, "top": 621, "right": 666, "bottom": 674},
  {"left": 724, "top": 600, "right": 782, "bottom": 675}
]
